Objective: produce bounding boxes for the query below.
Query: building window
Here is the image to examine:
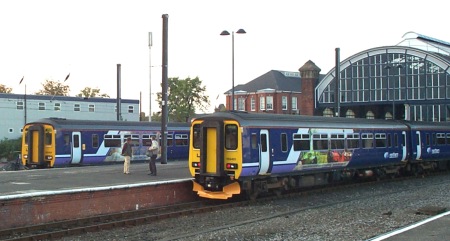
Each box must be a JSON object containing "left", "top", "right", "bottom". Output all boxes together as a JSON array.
[
  {"left": 54, "top": 103, "right": 61, "bottom": 111},
  {"left": 266, "top": 96, "right": 273, "bottom": 110},
  {"left": 282, "top": 96, "right": 287, "bottom": 110},
  {"left": 89, "top": 104, "right": 95, "bottom": 112},
  {"left": 128, "top": 105, "right": 134, "bottom": 113},
  {"left": 260, "top": 96, "right": 265, "bottom": 111},
  {"left": 38, "top": 102, "right": 45, "bottom": 110},
  {"left": 323, "top": 108, "right": 333, "bottom": 117},
  {"left": 74, "top": 104, "right": 80, "bottom": 111},
  {"left": 250, "top": 97, "right": 255, "bottom": 111},
  {"left": 237, "top": 97, "right": 245, "bottom": 111},
  {"left": 292, "top": 97, "right": 298, "bottom": 110},
  {"left": 17, "top": 101, "right": 24, "bottom": 110},
  {"left": 346, "top": 109, "right": 355, "bottom": 118},
  {"left": 8, "top": 128, "right": 13, "bottom": 133}
]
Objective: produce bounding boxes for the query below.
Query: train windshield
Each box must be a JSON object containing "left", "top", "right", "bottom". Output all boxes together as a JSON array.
[
  {"left": 193, "top": 124, "right": 201, "bottom": 149},
  {"left": 225, "top": 124, "right": 238, "bottom": 150}
]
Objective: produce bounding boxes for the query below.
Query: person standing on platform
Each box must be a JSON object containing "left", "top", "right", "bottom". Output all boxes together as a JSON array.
[
  {"left": 148, "top": 136, "right": 159, "bottom": 176},
  {"left": 122, "top": 137, "right": 132, "bottom": 174}
]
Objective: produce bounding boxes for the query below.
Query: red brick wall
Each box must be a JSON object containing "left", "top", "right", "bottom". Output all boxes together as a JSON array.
[{"left": 0, "top": 181, "right": 197, "bottom": 229}]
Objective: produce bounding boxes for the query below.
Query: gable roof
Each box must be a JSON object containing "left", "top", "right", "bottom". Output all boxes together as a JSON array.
[{"left": 225, "top": 70, "right": 303, "bottom": 94}]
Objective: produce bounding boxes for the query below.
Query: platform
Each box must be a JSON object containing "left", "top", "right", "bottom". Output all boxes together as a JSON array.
[
  {"left": 369, "top": 211, "right": 450, "bottom": 241},
  {"left": 0, "top": 161, "right": 192, "bottom": 199}
]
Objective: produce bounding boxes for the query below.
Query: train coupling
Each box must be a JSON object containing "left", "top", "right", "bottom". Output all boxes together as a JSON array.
[{"left": 192, "top": 181, "right": 241, "bottom": 199}]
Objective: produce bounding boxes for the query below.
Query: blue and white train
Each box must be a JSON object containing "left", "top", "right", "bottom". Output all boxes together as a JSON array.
[
  {"left": 188, "top": 111, "right": 450, "bottom": 199},
  {"left": 22, "top": 118, "right": 190, "bottom": 168}
]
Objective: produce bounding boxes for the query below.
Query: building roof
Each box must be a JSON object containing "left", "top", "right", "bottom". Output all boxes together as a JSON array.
[{"left": 225, "top": 70, "right": 313, "bottom": 94}]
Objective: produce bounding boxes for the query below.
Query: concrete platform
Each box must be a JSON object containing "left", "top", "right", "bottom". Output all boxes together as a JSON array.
[
  {"left": 369, "top": 211, "right": 450, "bottom": 241},
  {"left": 0, "top": 160, "right": 192, "bottom": 199}
]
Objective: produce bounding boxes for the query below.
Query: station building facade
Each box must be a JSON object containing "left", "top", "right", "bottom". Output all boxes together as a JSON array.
[
  {"left": 227, "top": 32, "right": 450, "bottom": 122},
  {"left": 0, "top": 93, "right": 140, "bottom": 140}
]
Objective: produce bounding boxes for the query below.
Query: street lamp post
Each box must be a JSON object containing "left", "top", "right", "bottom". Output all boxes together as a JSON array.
[
  {"left": 220, "top": 29, "right": 246, "bottom": 111},
  {"left": 148, "top": 32, "right": 153, "bottom": 122}
]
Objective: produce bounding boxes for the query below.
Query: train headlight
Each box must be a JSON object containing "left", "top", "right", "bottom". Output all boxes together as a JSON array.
[
  {"left": 226, "top": 163, "right": 238, "bottom": 169},
  {"left": 23, "top": 154, "right": 28, "bottom": 159},
  {"left": 45, "top": 155, "right": 53, "bottom": 160},
  {"left": 192, "top": 162, "right": 201, "bottom": 168}
]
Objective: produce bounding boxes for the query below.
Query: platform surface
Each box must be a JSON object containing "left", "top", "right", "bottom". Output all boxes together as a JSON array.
[{"left": 0, "top": 161, "right": 192, "bottom": 199}]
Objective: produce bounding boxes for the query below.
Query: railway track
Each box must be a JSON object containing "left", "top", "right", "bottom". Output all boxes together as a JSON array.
[{"left": 0, "top": 171, "right": 447, "bottom": 241}]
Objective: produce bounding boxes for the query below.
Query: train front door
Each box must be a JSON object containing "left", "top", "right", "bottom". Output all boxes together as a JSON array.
[
  {"left": 258, "top": 129, "right": 270, "bottom": 175},
  {"left": 71, "top": 132, "right": 82, "bottom": 164}
]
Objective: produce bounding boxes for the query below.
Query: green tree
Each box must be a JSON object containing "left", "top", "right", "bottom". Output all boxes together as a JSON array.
[
  {"left": 76, "top": 87, "right": 110, "bottom": 98},
  {"left": 35, "top": 80, "right": 70, "bottom": 96},
  {"left": 156, "top": 77, "right": 210, "bottom": 122},
  {"left": 0, "top": 138, "right": 21, "bottom": 160},
  {"left": 0, "top": 84, "right": 12, "bottom": 93}
]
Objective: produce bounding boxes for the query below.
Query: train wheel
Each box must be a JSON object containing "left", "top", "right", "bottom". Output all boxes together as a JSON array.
[{"left": 245, "top": 190, "right": 259, "bottom": 201}]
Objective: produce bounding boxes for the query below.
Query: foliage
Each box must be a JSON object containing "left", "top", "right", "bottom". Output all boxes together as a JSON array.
[
  {"left": 76, "top": 87, "right": 110, "bottom": 98},
  {"left": 0, "top": 138, "right": 21, "bottom": 160},
  {"left": 35, "top": 80, "right": 70, "bottom": 96},
  {"left": 0, "top": 84, "right": 13, "bottom": 93},
  {"left": 156, "top": 77, "right": 210, "bottom": 122}
]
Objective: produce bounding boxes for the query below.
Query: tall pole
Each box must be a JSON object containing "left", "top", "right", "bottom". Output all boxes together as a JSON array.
[
  {"left": 148, "top": 32, "right": 153, "bottom": 122},
  {"left": 231, "top": 31, "right": 235, "bottom": 111},
  {"left": 220, "top": 29, "right": 246, "bottom": 111},
  {"left": 335, "top": 48, "right": 340, "bottom": 117},
  {"left": 117, "top": 63, "right": 121, "bottom": 121},
  {"left": 24, "top": 84, "right": 27, "bottom": 125},
  {"left": 161, "top": 14, "right": 169, "bottom": 164}
]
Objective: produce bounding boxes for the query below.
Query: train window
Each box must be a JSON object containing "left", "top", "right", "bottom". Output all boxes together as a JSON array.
[
  {"left": 313, "top": 134, "right": 328, "bottom": 150},
  {"left": 446, "top": 133, "right": 450, "bottom": 145},
  {"left": 437, "top": 133, "right": 445, "bottom": 145},
  {"left": 92, "top": 134, "right": 99, "bottom": 148},
  {"left": 225, "top": 125, "right": 238, "bottom": 150},
  {"left": 142, "top": 134, "right": 152, "bottom": 146},
  {"left": 167, "top": 134, "right": 174, "bottom": 146},
  {"left": 394, "top": 133, "right": 399, "bottom": 147},
  {"left": 387, "top": 134, "right": 392, "bottom": 148},
  {"left": 104, "top": 134, "right": 121, "bottom": 147},
  {"left": 193, "top": 124, "right": 201, "bottom": 149},
  {"left": 123, "top": 134, "right": 139, "bottom": 146},
  {"left": 362, "top": 133, "right": 374, "bottom": 148},
  {"left": 426, "top": 134, "right": 430, "bottom": 146},
  {"left": 73, "top": 135, "right": 80, "bottom": 148},
  {"left": 293, "top": 134, "right": 309, "bottom": 151},
  {"left": 45, "top": 130, "right": 52, "bottom": 145},
  {"left": 251, "top": 133, "right": 257, "bottom": 149},
  {"left": 330, "top": 134, "right": 344, "bottom": 149},
  {"left": 64, "top": 134, "right": 70, "bottom": 145},
  {"left": 432, "top": 133, "right": 437, "bottom": 145},
  {"left": 375, "top": 133, "right": 386, "bottom": 148},
  {"left": 281, "top": 133, "right": 288, "bottom": 152},
  {"left": 346, "top": 133, "right": 360, "bottom": 149},
  {"left": 260, "top": 133, "right": 267, "bottom": 152},
  {"left": 175, "top": 134, "right": 189, "bottom": 146}
]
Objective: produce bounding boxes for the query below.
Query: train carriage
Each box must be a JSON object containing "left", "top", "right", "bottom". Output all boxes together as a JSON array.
[
  {"left": 189, "top": 111, "right": 450, "bottom": 200},
  {"left": 22, "top": 118, "right": 190, "bottom": 168}
]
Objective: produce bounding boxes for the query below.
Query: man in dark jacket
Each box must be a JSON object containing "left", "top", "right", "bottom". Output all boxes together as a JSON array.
[{"left": 122, "top": 137, "right": 132, "bottom": 174}]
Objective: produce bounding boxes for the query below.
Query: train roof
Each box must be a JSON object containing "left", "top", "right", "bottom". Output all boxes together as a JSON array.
[
  {"left": 195, "top": 111, "right": 409, "bottom": 129},
  {"left": 26, "top": 118, "right": 190, "bottom": 131}
]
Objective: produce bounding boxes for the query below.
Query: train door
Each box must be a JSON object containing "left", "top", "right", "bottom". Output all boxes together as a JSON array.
[
  {"left": 401, "top": 131, "right": 407, "bottom": 162},
  {"left": 259, "top": 129, "right": 270, "bottom": 175},
  {"left": 415, "top": 131, "right": 422, "bottom": 160},
  {"left": 71, "top": 132, "right": 82, "bottom": 164}
]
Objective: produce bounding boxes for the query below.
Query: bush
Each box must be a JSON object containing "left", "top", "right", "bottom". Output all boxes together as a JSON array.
[{"left": 0, "top": 138, "right": 22, "bottom": 161}]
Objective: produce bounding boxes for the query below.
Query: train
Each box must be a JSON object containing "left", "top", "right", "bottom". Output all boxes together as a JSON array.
[
  {"left": 188, "top": 111, "right": 450, "bottom": 199},
  {"left": 21, "top": 118, "right": 190, "bottom": 168}
]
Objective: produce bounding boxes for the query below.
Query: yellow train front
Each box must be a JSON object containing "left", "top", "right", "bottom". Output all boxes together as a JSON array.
[
  {"left": 189, "top": 113, "right": 243, "bottom": 199},
  {"left": 21, "top": 122, "right": 56, "bottom": 168}
]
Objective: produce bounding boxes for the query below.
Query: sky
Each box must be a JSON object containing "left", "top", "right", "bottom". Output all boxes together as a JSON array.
[{"left": 1, "top": 0, "right": 449, "bottom": 115}]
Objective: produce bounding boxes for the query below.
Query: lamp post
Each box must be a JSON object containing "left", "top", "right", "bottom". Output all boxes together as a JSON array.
[
  {"left": 220, "top": 29, "right": 246, "bottom": 111},
  {"left": 384, "top": 64, "right": 403, "bottom": 119},
  {"left": 148, "top": 32, "right": 153, "bottom": 122}
]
